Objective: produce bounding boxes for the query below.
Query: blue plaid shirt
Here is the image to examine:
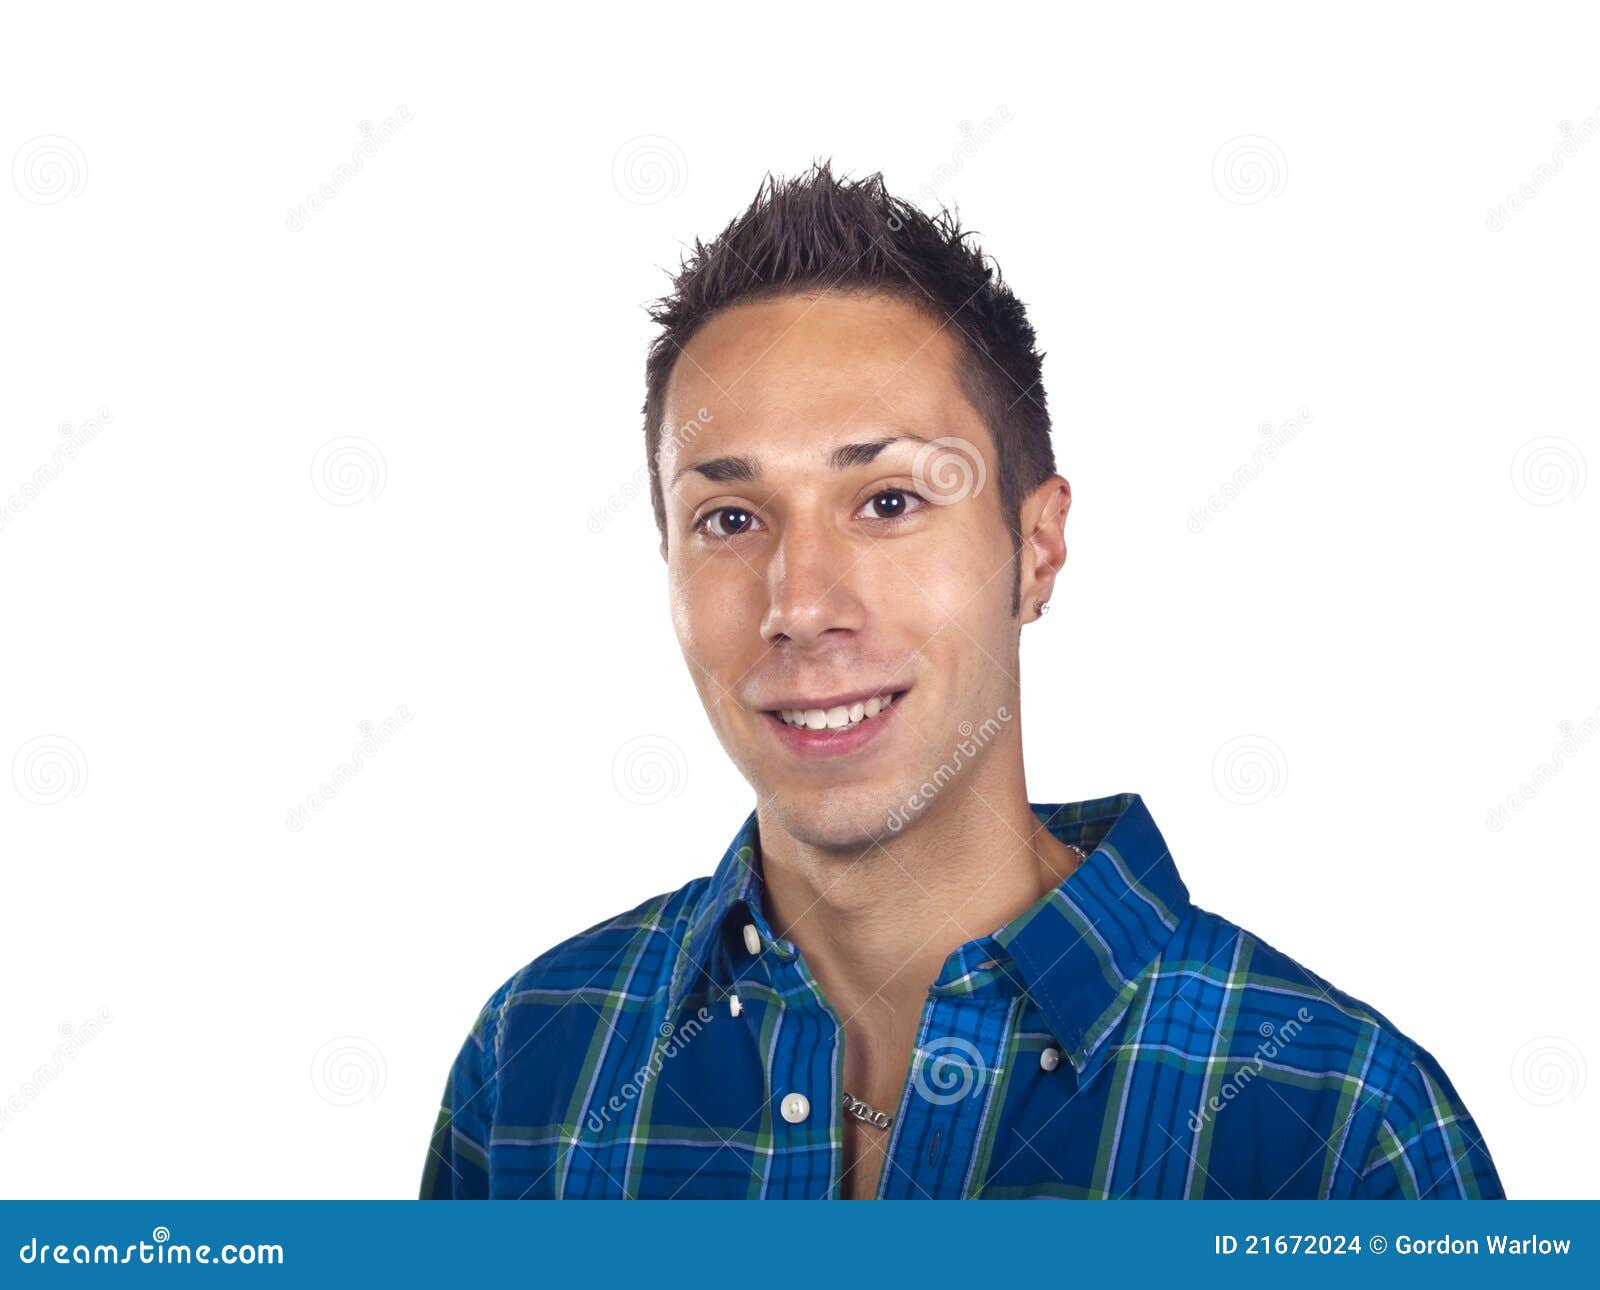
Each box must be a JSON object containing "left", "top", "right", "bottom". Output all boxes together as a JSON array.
[{"left": 422, "top": 792, "right": 1503, "bottom": 1199}]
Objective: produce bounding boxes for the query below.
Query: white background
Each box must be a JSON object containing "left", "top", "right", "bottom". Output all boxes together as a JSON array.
[{"left": 2, "top": 1, "right": 1595, "bottom": 1200}]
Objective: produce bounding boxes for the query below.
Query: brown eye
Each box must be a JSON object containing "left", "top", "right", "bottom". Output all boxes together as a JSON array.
[
  {"left": 859, "top": 489, "right": 924, "bottom": 522},
  {"left": 696, "top": 506, "right": 759, "bottom": 538}
]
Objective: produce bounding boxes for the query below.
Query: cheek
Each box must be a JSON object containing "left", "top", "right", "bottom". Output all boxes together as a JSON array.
[
  {"left": 883, "top": 515, "right": 1011, "bottom": 624},
  {"left": 669, "top": 563, "right": 758, "bottom": 665}
]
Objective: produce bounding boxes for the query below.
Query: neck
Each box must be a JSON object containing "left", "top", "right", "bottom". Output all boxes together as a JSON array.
[{"left": 756, "top": 755, "right": 1085, "bottom": 1035}]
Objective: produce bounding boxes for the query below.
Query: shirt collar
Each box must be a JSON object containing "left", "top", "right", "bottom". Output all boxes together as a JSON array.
[
  {"left": 667, "top": 812, "right": 765, "bottom": 1018},
  {"left": 667, "top": 792, "right": 1190, "bottom": 1085},
  {"left": 994, "top": 793, "right": 1190, "bottom": 1082}
]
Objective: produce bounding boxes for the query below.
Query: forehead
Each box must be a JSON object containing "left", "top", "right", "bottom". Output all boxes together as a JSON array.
[{"left": 661, "top": 291, "right": 983, "bottom": 462}]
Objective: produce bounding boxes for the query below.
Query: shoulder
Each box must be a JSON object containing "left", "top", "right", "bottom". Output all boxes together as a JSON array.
[
  {"left": 1156, "top": 904, "right": 1460, "bottom": 1130},
  {"left": 1131, "top": 905, "right": 1500, "bottom": 1197},
  {"left": 461, "top": 875, "right": 712, "bottom": 1073}
]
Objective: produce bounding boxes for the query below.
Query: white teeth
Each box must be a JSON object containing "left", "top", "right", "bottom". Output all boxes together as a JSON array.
[{"left": 777, "top": 692, "right": 900, "bottom": 730}]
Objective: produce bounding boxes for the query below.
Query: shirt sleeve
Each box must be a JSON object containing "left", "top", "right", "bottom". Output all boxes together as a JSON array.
[
  {"left": 419, "top": 996, "right": 500, "bottom": 1200},
  {"left": 1354, "top": 1045, "right": 1504, "bottom": 1199}
]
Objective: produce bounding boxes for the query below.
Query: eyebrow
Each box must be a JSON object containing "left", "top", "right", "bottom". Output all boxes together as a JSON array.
[{"left": 669, "top": 433, "right": 933, "bottom": 489}]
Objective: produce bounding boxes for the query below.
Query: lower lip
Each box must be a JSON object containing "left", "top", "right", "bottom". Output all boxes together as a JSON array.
[{"left": 762, "top": 695, "right": 904, "bottom": 761}]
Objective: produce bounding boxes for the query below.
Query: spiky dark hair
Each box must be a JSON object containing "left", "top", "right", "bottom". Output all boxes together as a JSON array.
[{"left": 642, "top": 162, "right": 1055, "bottom": 613}]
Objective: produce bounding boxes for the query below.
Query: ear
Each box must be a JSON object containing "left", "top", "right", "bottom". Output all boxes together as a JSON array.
[{"left": 1017, "top": 475, "right": 1071, "bottom": 623}]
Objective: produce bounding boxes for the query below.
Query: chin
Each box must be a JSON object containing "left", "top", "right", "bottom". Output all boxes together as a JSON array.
[{"left": 764, "top": 782, "right": 909, "bottom": 854}]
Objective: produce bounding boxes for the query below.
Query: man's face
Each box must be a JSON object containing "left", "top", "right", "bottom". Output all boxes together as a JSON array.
[{"left": 659, "top": 291, "right": 1027, "bottom": 851}]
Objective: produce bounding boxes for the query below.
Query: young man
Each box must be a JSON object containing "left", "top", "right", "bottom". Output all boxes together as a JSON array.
[{"left": 421, "top": 166, "right": 1503, "bottom": 1201}]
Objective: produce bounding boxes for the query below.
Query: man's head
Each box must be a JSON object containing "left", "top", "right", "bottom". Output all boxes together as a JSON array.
[{"left": 645, "top": 164, "right": 1071, "bottom": 850}]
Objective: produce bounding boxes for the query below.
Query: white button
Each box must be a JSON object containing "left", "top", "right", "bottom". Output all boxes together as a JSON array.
[
  {"left": 728, "top": 993, "right": 742, "bottom": 1017},
  {"left": 780, "top": 1092, "right": 810, "bottom": 1123},
  {"left": 742, "top": 923, "right": 761, "bottom": 955},
  {"left": 1040, "top": 1046, "right": 1061, "bottom": 1072}
]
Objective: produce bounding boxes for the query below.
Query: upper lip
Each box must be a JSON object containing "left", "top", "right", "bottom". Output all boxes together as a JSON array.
[{"left": 759, "top": 684, "right": 910, "bottom": 713}]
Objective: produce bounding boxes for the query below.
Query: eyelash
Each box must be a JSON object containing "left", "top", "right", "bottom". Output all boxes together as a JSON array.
[{"left": 692, "top": 488, "right": 928, "bottom": 539}]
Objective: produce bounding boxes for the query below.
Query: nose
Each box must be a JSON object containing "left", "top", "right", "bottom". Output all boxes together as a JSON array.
[{"left": 759, "top": 520, "right": 866, "bottom": 648}]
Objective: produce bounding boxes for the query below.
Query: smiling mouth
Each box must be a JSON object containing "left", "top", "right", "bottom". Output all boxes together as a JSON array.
[{"left": 762, "top": 688, "right": 908, "bottom": 733}]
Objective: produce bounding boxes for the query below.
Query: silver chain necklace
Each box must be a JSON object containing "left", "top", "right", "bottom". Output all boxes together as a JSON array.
[{"left": 842, "top": 839, "right": 1088, "bottom": 1132}]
